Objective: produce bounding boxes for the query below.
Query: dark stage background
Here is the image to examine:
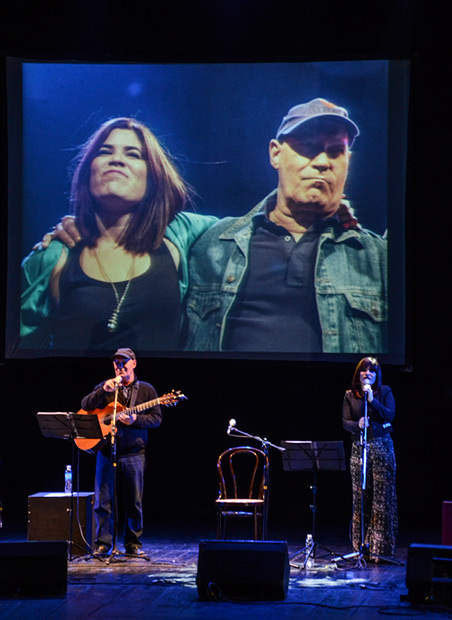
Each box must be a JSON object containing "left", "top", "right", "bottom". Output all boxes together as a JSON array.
[{"left": 0, "top": 0, "right": 451, "bottom": 542}]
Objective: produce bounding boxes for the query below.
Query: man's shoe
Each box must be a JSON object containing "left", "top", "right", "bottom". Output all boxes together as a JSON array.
[
  {"left": 93, "top": 544, "right": 109, "bottom": 556},
  {"left": 126, "top": 544, "right": 145, "bottom": 556}
]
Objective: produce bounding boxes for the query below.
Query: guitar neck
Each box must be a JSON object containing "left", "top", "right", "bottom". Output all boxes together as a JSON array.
[
  {"left": 126, "top": 397, "right": 161, "bottom": 416},
  {"left": 103, "top": 396, "right": 163, "bottom": 424},
  {"left": 100, "top": 391, "right": 185, "bottom": 426}
]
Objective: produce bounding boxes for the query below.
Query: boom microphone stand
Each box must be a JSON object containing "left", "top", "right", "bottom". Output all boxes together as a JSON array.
[
  {"left": 227, "top": 418, "right": 285, "bottom": 538},
  {"left": 227, "top": 419, "right": 285, "bottom": 457}
]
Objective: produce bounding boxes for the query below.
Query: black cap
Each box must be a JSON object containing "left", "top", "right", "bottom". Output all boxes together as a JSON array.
[{"left": 112, "top": 347, "right": 136, "bottom": 361}]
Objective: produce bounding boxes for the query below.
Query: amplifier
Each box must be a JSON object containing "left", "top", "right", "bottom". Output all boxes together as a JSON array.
[{"left": 28, "top": 492, "right": 95, "bottom": 557}]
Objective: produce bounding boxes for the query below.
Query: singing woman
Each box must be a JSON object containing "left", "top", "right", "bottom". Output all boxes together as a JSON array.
[{"left": 342, "top": 356, "right": 398, "bottom": 561}]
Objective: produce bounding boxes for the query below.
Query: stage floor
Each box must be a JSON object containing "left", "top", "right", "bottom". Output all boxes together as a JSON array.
[{"left": 0, "top": 517, "right": 448, "bottom": 620}]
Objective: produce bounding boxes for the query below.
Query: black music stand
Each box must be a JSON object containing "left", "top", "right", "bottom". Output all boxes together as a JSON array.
[
  {"left": 36, "top": 412, "right": 103, "bottom": 560},
  {"left": 37, "top": 412, "right": 103, "bottom": 443},
  {"left": 281, "top": 440, "right": 346, "bottom": 569}
]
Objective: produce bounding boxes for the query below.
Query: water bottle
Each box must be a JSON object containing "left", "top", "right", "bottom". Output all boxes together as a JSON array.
[
  {"left": 64, "top": 465, "right": 72, "bottom": 494},
  {"left": 305, "top": 533, "right": 314, "bottom": 568}
]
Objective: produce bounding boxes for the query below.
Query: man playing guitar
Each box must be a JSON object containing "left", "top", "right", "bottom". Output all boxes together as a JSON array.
[{"left": 81, "top": 347, "right": 162, "bottom": 558}]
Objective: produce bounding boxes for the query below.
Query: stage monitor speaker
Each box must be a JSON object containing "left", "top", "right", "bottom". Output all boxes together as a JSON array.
[
  {"left": 442, "top": 501, "right": 452, "bottom": 545},
  {"left": 406, "top": 543, "right": 452, "bottom": 605},
  {"left": 196, "top": 539, "right": 289, "bottom": 601},
  {"left": 0, "top": 541, "right": 67, "bottom": 597}
]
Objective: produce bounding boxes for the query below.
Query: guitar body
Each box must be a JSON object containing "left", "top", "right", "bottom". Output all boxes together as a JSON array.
[
  {"left": 75, "top": 402, "right": 127, "bottom": 452},
  {"left": 74, "top": 390, "right": 186, "bottom": 452}
]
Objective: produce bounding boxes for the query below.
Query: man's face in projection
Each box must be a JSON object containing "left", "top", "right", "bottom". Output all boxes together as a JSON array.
[{"left": 270, "top": 121, "right": 351, "bottom": 218}]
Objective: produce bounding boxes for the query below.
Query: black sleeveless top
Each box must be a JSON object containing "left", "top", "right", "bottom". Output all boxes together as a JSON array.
[{"left": 52, "top": 243, "right": 181, "bottom": 355}]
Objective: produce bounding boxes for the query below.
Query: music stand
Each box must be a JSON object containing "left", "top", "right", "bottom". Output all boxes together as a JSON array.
[
  {"left": 36, "top": 412, "right": 103, "bottom": 560},
  {"left": 37, "top": 412, "right": 103, "bottom": 442},
  {"left": 281, "top": 440, "right": 346, "bottom": 568}
]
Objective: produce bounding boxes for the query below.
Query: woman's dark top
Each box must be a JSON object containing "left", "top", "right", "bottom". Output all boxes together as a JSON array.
[
  {"left": 52, "top": 242, "right": 181, "bottom": 354},
  {"left": 342, "top": 385, "right": 396, "bottom": 441}
]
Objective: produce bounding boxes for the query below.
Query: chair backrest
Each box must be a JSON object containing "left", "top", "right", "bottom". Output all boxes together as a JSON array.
[{"left": 217, "top": 446, "right": 269, "bottom": 500}]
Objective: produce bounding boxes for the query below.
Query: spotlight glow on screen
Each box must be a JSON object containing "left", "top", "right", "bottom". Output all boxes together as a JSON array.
[{"left": 6, "top": 59, "right": 409, "bottom": 363}]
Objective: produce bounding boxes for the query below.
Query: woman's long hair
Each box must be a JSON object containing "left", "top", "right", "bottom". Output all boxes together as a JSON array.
[
  {"left": 69, "top": 117, "right": 192, "bottom": 253},
  {"left": 351, "top": 356, "right": 382, "bottom": 397}
]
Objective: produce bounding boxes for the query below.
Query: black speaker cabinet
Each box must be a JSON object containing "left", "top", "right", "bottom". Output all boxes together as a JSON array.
[
  {"left": 406, "top": 543, "right": 452, "bottom": 605},
  {"left": 196, "top": 540, "right": 289, "bottom": 601},
  {"left": 443, "top": 502, "right": 452, "bottom": 545},
  {"left": 0, "top": 541, "right": 67, "bottom": 597},
  {"left": 28, "top": 492, "right": 95, "bottom": 557}
]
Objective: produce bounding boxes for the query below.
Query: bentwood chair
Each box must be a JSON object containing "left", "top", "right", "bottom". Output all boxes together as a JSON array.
[{"left": 215, "top": 446, "right": 269, "bottom": 540}]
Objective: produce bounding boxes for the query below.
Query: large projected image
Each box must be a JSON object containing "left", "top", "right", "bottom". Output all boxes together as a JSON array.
[{"left": 6, "top": 60, "right": 408, "bottom": 362}]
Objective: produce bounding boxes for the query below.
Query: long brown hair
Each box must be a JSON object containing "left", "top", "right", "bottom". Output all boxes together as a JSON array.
[
  {"left": 69, "top": 117, "right": 192, "bottom": 253},
  {"left": 351, "top": 356, "right": 382, "bottom": 397}
]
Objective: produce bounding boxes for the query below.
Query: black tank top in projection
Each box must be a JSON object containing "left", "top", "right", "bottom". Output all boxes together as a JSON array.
[{"left": 52, "top": 242, "right": 181, "bottom": 354}]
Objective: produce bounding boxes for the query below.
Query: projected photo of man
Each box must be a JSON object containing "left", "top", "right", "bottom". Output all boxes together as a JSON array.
[
  {"left": 20, "top": 117, "right": 216, "bottom": 354},
  {"left": 184, "top": 99, "right": 387, "bottom": 353}
]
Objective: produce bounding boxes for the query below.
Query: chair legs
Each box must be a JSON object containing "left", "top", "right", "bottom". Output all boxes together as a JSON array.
[
  {"left": 217, "top": 509, "right": 266, "bottom": 541},
  {"left": 255, "top": 510, "right": 267, "bottom": 540},
  {"left": 217, "top": 509, "right": 224, "bottom": 539},
  {"left": 255, "top": 513, "right": 262, "bottom": 540}
]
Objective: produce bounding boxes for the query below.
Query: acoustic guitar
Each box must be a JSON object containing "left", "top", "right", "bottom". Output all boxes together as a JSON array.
[{"left": 75, "top": 390, "right": 186, "bottom": 452}]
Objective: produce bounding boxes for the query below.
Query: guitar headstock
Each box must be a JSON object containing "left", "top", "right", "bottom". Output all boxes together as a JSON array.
[{"left": 160, "top": 390, "right": 188, "bottom": 407}]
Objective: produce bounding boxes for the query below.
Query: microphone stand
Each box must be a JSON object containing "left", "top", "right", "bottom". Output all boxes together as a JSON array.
[
  {"left": 227, "top": 421, "right": 285, "bottom": 455},
  {"left": 227, "top": 421, "right": 285, "bottom": 540},
  {"left": 103, "top": 380, "right": 150, "bottom": 564},
  {"left": 356, "top": 387, "right": 370, "bottom": 567},
  {"left": 331, "top": 388, "right": 369, "bottom": 567},
  {"left": 104, "top": 380, "right": 122, "bottom": 565}
]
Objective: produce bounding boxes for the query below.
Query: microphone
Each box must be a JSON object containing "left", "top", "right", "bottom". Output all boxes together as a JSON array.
[
  {"left": 227, "top": 419, "right": 236, "bottom": 434},
  {"left": 361, "top": 377, "right": 371, "bottom": 399},
  {"left": 113, "top": 375, "right": 123, "bottom": 387}
]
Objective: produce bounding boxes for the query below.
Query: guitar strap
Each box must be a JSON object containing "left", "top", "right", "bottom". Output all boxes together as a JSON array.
[{"left": 129, "top": 380, "right": 140, "bottom": 410}]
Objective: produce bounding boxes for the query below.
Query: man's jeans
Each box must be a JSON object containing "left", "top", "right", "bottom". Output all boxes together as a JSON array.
[{"left": 94, "top": 450, "right": 145, "bottom": 549}]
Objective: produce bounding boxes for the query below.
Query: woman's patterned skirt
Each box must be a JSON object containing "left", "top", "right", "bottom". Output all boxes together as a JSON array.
[{"left": 350, "top": 434, "right": 398, "bottom": 559}]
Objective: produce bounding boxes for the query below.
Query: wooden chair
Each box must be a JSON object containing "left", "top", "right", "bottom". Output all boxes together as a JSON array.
[{"left": 215, "top": 446, "right": 269, "bottom": 540}]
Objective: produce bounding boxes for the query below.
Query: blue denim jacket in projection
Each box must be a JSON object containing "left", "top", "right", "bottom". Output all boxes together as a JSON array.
[{"left": 184, "top": 191, "right": 387, "bottom": 353}]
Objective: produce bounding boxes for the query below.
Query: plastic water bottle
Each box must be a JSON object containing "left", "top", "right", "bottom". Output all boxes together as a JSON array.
[
  {"left": 305, "top": 533, "right": 314, "bottom": 568},
  {"left": 64, "top": 465, "right": 72, "bottom": 494}
]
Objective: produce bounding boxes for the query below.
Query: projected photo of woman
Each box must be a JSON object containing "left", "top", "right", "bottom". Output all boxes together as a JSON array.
[{"left": 20, "top": 117, "right": 216, "bottom": 355}]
